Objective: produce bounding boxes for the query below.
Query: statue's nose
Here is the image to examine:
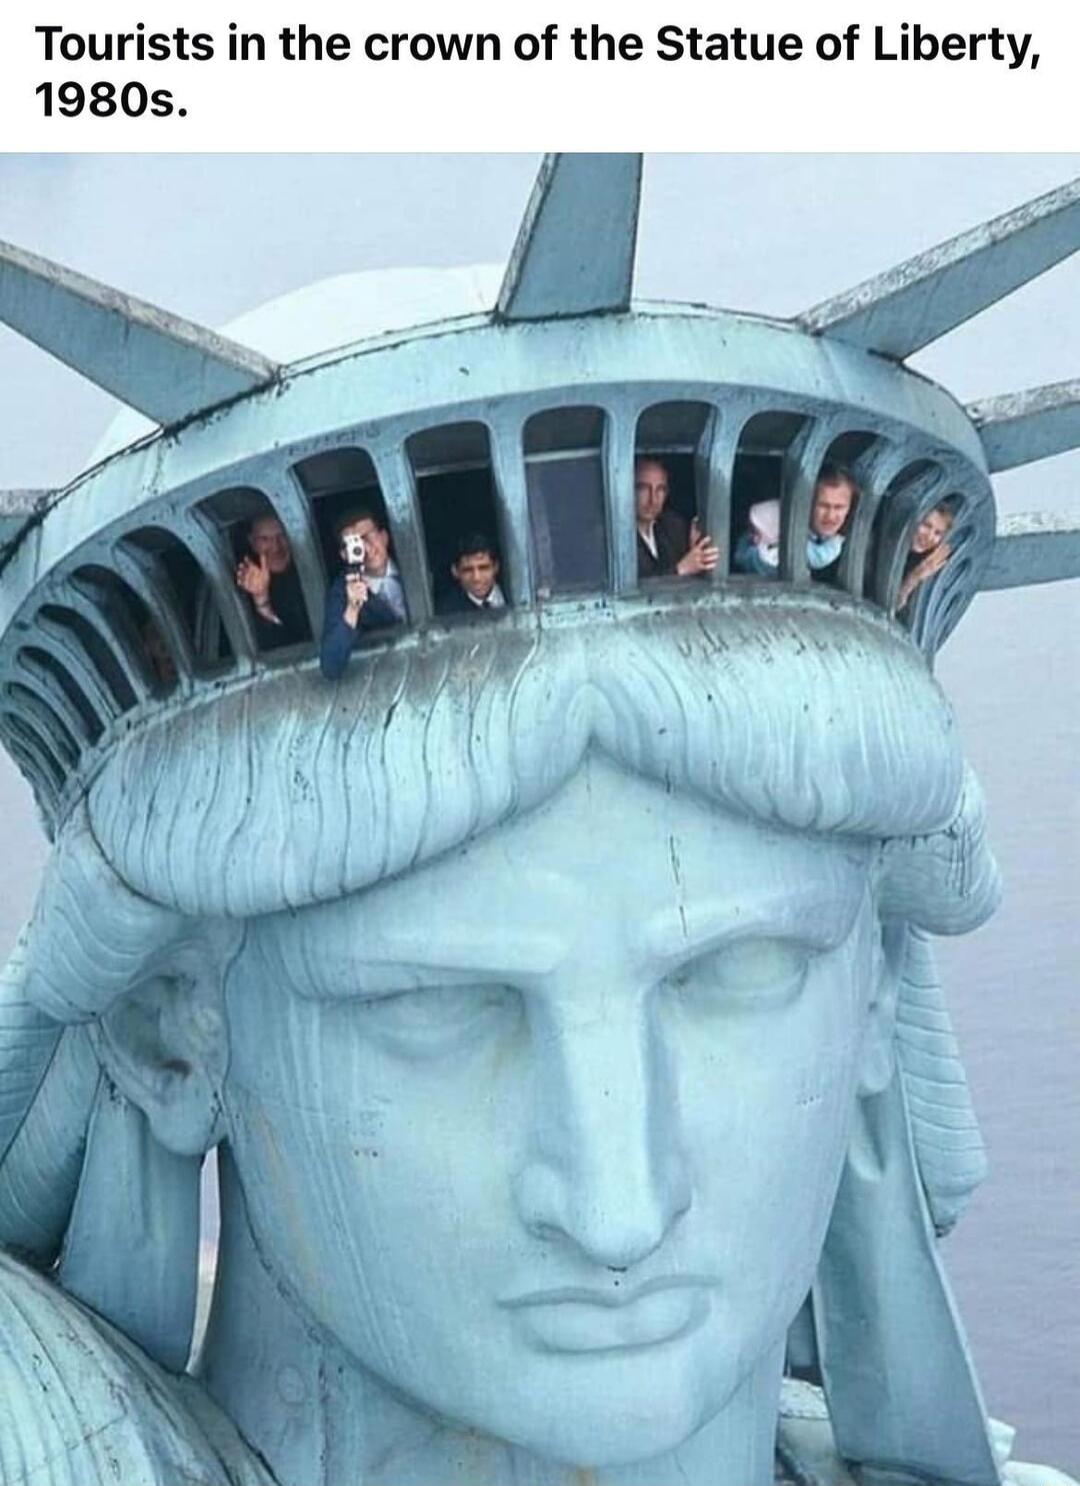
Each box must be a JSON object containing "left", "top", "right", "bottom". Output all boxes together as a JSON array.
[{"left": 512, "top": 991, "right": 692, "bottom": 1269}]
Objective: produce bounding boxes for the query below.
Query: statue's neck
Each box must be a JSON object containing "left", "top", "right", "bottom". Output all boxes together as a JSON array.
[{"left": 200, "top": 1152, "right": 781, "bottom": 1486}]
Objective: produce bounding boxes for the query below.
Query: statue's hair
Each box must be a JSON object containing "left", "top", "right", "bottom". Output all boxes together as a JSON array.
[
  {"left": 0, "top": 599, "right": 999, "bottom": 1266},
  {"left": 87, "top": 602, "right": 989, "bottom": 920}
]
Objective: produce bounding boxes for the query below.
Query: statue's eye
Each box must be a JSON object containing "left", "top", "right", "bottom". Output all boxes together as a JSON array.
[
  {"left": 665, "top": 939, "right": 812, "bottom": 1011},
  {"left": 356, "top": 983, "right": 520, "bottom": 1057}
]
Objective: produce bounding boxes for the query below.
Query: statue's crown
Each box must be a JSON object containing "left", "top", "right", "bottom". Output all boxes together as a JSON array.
[{"left": 1, "top": 155, "right": 1078, "bottom": 832}]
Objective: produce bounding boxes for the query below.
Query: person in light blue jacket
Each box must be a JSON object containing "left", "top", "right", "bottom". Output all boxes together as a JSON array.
[{"left": 734, "top": 463, "right": 857, "bottom": 579}]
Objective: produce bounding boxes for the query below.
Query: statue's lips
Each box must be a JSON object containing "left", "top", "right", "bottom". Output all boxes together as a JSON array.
[{"left": 500, "top": 1276, "right": 715, "bottom": 1354}]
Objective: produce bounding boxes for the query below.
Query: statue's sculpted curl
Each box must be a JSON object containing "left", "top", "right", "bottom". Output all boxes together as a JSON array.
[{"left": 0, "top": 602, "right": 1055, "bottom": 1486}]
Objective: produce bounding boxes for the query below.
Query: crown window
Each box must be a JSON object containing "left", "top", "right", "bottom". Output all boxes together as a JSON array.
[
  {"left": 3, "top": 683, "right": 79, "bottom": 768},
  {"left": 895, "top": 493, "right": 965, "bottom": 629},
  {"left": 634, "top": 402, "right": 715, "bottom": 585},
  {"left": 294, "top": 448, "right": 382, "bottom": 579},
  {"left": 199, "top": 487, "right": 313, "bottom": 655},
  {"left": 405, "top": 423, "right": 503, "bottom": 619},
  {"left": 1, "top": 712, "right": 66, "bottom": 794},
  {"left": 121, "top": 527, "right": 234, "bottom": 677},
  {"left": 17, "top": 646, "right": 103, "bottom": 745},
  {"left": 727, "top": 412, "right": 806, "bottom": 578},
  {"left": 71, "top": 565, "right": 176, "bottom": 698},
  {"left": 37, "top": 604, "right": 137, "bottom": 715},
  {"left": 524, "top": 408, "right": 608, "bottom": 598}
]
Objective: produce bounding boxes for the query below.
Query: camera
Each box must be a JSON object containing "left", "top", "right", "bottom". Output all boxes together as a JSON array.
[{"left": 342, "top": 531, "right": 367, "bottom": 577}]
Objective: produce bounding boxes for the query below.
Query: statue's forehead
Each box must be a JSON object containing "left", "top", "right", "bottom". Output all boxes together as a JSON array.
[{"left": 248, "top": 761, "right": 873, "bottom": 992}]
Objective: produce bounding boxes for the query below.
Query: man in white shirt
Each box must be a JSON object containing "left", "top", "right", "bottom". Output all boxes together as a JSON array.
[
  {"left": 337, "top": 507, "right": 407, "bottom": 620},
  {"left": 319, "top": 507, "right": 405, "bottom": 680},
  {"left": 445, "top": 533, "right": 506, "bottom": 614}
]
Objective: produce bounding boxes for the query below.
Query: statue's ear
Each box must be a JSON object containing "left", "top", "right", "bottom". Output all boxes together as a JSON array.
[
  {"left": 92, "top": 939, "right": 230, "bottom": 1157},
  {"left": 856, "top": 921, "right": 904, "bottom": 1097}
]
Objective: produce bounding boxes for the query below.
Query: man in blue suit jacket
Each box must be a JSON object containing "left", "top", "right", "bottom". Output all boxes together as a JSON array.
[{"left": 320, "top": 509, "right": 404, "bottom": 679}]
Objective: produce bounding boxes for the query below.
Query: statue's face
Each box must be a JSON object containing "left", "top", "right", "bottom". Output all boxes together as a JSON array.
[{"left": 223, "top": 757, "right": 882, "bottom": 1468}]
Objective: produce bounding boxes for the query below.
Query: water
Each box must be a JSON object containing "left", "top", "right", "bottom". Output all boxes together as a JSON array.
[{"left": 935, "top": 579, "right": 1079, "bottom": 1472}]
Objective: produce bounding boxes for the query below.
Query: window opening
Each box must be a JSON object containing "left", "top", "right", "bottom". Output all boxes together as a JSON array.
[
  {"left": 19, "top": 647, "right": 103, "bottom": 745},
  {"left": 524, "top": 408, "right": 608, "bottom": 597},
  {"left": 6, "top": 683, "right": 80, "bottom": 767},
  {"left": 73, "top": 564, "right": 177, "bottom": 697},
  {"left": 896, "top": 495, "right": 963, "bottom": 621},
  {"left": 727, "top": 412, "right": 807, "bottom": 578},
  {"left": 635, "top": 402, "right": 714, "bottom": 582},
  {"left": 199, "top": 488, "right": 311, "bottom": 653},
  {"left": 806, "top": 461, "right": 860, "bottom": 589},
  {"left": 38, "top": 604, "right": 137, "bottom": 714},
  {"left": 406, "top": 424, "right": 502, "bottom": 617},
  {"left": 122, "top": 527, "right": 234, "bottom": 674},
  {"left": 3, "top": 714, "right": 65, "bottom": 793},
  {"left": 294, "top": 448, "right": 383, "bottom": 575}
]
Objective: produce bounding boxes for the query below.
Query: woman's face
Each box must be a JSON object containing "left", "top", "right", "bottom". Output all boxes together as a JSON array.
[
  {"left": 222, "top": 757, "right": 883, "bottom": 1468},
  {"left": 912, "top": 509, "right": 952, "bottom": 555}
]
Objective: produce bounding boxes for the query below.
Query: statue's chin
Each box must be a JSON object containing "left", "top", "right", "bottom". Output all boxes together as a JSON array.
[
  {"left": 520, "top": 1409, "right": 705, "bottom": 1472},
  {"left": 428, "top": 1348, "right": 738, "bottom": 1472}
]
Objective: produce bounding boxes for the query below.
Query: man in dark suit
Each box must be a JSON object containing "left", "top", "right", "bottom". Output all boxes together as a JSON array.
[
  {"left": 635, "top": 458, "right": 718, "bottom": 579},
  {"left": 442, "top": 533, "right": 506, "bottom": 616}
]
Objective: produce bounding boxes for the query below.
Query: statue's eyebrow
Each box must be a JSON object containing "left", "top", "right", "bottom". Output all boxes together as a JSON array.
[
  {"left": 640, "top": 888, "right": 859, "bottom": 966},
  {"left": 286, "top": 916, "right": 566, "bottom": 989}
]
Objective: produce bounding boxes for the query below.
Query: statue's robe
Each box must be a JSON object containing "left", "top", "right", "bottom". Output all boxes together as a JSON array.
[{"left": 0, "top": 1249, "right": 272, "bottom": 1486}]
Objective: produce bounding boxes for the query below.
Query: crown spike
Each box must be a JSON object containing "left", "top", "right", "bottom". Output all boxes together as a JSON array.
[
  {"left": 798, "top": 177, "right": 1080, "bottom": 358},
  {"left": 0, "top": 239, "right": 279, "bottom": 426},
  {"left": 979, "top": 511, "right": 1080, "bottom": 590},
  {"left": 967, "top": 378, "right": 1080, "bottom": 471},
  {"left": 0, "top": 490, "right": 46, "bottom": 553},
  {"left": 496, "top": 153, "right": 642, "bottom": 322}
]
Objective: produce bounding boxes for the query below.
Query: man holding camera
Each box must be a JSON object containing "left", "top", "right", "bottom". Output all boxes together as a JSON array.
[{"left": 320, "top": 508, "right": 404, "bottom": 680}]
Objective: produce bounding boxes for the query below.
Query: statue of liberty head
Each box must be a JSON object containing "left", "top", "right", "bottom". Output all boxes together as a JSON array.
[{"left": 0, "top": 156, "right": 1077, "bottom": 1486}]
